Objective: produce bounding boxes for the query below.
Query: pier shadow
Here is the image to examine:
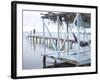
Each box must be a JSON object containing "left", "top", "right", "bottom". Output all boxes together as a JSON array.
[{"left": 44, "top": 62, "right": 91, "bottom": 68}]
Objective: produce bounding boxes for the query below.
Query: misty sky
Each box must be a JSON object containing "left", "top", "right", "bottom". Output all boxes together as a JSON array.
[
  {"left": 23, "top": 11, "right": 90, "bottom": 33},
  {"left": 23, "top": 11, "right": 58, "bottom": 32}
]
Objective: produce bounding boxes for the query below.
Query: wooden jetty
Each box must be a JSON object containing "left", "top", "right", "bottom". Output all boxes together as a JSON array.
[
  {"left": 27, "top": 34, "right": 89, "bottom": 48},
  {"left": 27, "top": 34, "right": 76, "bottom": 51},
  {"left": 27, "top": 34, "right": 76, "bottom": 44},
  {"left": 27, "top": 34, "right": 90, "bottom": 67}
]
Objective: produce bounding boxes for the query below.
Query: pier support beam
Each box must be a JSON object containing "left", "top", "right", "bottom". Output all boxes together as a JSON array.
[
  {"left": 49, "top": 39, "right": 51, "bottom": 47},
  {"left": 54, "top": 59, "right": 57, "bottom": 67},
  {"left": 36, "top": 37, "right": 37, "bottom": 44},
  {"left": 33, "top": 36, "right": 35, "bottom": 43},
  {"left": 55, "top": 39, "right": 57, "bottom": 50},
  {"left": 43, "top": 55, "right": 46, "bottom": 68},
  {"left": 61, "top": 40, "right": 65, "bottom": 50}
]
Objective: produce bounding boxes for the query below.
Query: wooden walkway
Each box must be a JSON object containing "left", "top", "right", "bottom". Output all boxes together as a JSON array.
[
  {"left": 27, "top": 34, "right": 90, "bottom": 67},
  {"left": 27, "top": 35, "right": 76, "bottom": 43}
]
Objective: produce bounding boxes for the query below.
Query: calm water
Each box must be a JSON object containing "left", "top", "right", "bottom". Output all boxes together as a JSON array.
[
  {"left": 22, "top": 32, "right": 91, "bottom": 69},
  {"left": 22, "top": 32, "right": 59, "bottom": 69}
]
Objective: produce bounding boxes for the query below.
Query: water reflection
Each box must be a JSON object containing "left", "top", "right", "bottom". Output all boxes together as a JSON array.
[{"left": 23, "top": 32, "right": 91, "bottom": 69}]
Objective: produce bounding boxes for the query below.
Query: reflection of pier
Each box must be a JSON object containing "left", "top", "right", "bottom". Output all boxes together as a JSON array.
[
  {"left": 27, "top": 34, "right": 90, "bottom": 49},
  {"left": 27, "top": 34, "right": 76, "bottom": 45},
  {"left": 27, "top": 34, "right": 74, "bottom": 53},
  {"left": 28, "top": 35, "right": 76, "bottom": 42},
  {"left": 27, "top": 34, "right": 90, "bottom": 67}
]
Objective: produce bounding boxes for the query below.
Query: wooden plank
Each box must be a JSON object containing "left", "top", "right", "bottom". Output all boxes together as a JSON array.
[
  {"left": 45, "top": 55, "right": 79, "bottom": 66},
  {"left": 28, "top": 35, "right": 76, "bottom": 43}
]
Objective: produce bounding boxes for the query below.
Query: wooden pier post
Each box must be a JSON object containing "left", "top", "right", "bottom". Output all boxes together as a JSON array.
[
  {"left": 33, "top": 36, "right": 35, "bottom": 43},
  {"left": 69, "top": 42, "right": 72, "bottom": 49},
  {"left": 61, "top": 40, "right": 65, "bottom": 50},
  {"left": 43, "top": 55, "right": 46, "bottom": 68},
  {"left": 54, "top": 59, "right": 57, "bottom": 67},
  {"left": 39, "top": 38, "right": 41, "bottom": 44},
  {"left": 49, "top": 39, "right": 51, "bottom": 47},
  {"left": 55, "top": 39, "right": 57, "bottom": 50},
  {"left": 36, "top": 37, "right": 37, "bottom": 44}
]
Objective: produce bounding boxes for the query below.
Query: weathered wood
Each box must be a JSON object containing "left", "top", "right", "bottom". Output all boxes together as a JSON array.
[
  {"left": 28, "top": 35, "right": 76, "bottom": 43},
  {"left": 43, "top": 55, "right": 46, "bottom": 68},
  {"left": 46, "top": 55, "right": 79, "bottom": 66}
]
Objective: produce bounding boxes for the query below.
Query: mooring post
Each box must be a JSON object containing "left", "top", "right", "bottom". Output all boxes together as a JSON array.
[
  {"left": 55, "top": 39, "right": 57, "bottom": 50},
  {"left": 43, "top": 55, "right": 46, "bottom": 68},
  {"left": 33, "top": 36, "right": 34, "bottom": 43},
  {"left": 54, "top": 59, "right": 57, "bottom": 67},
  {"left": 36, "top": 37, "right": 37, "bottom": 44}
]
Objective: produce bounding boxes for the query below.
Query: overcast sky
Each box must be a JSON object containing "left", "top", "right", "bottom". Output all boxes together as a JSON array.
[
  {"left": 23, "top": 11, "right": 58, "bottom": 32},
  {"left": 23, "top": 11, "right": 90, "bottom": 33}
]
